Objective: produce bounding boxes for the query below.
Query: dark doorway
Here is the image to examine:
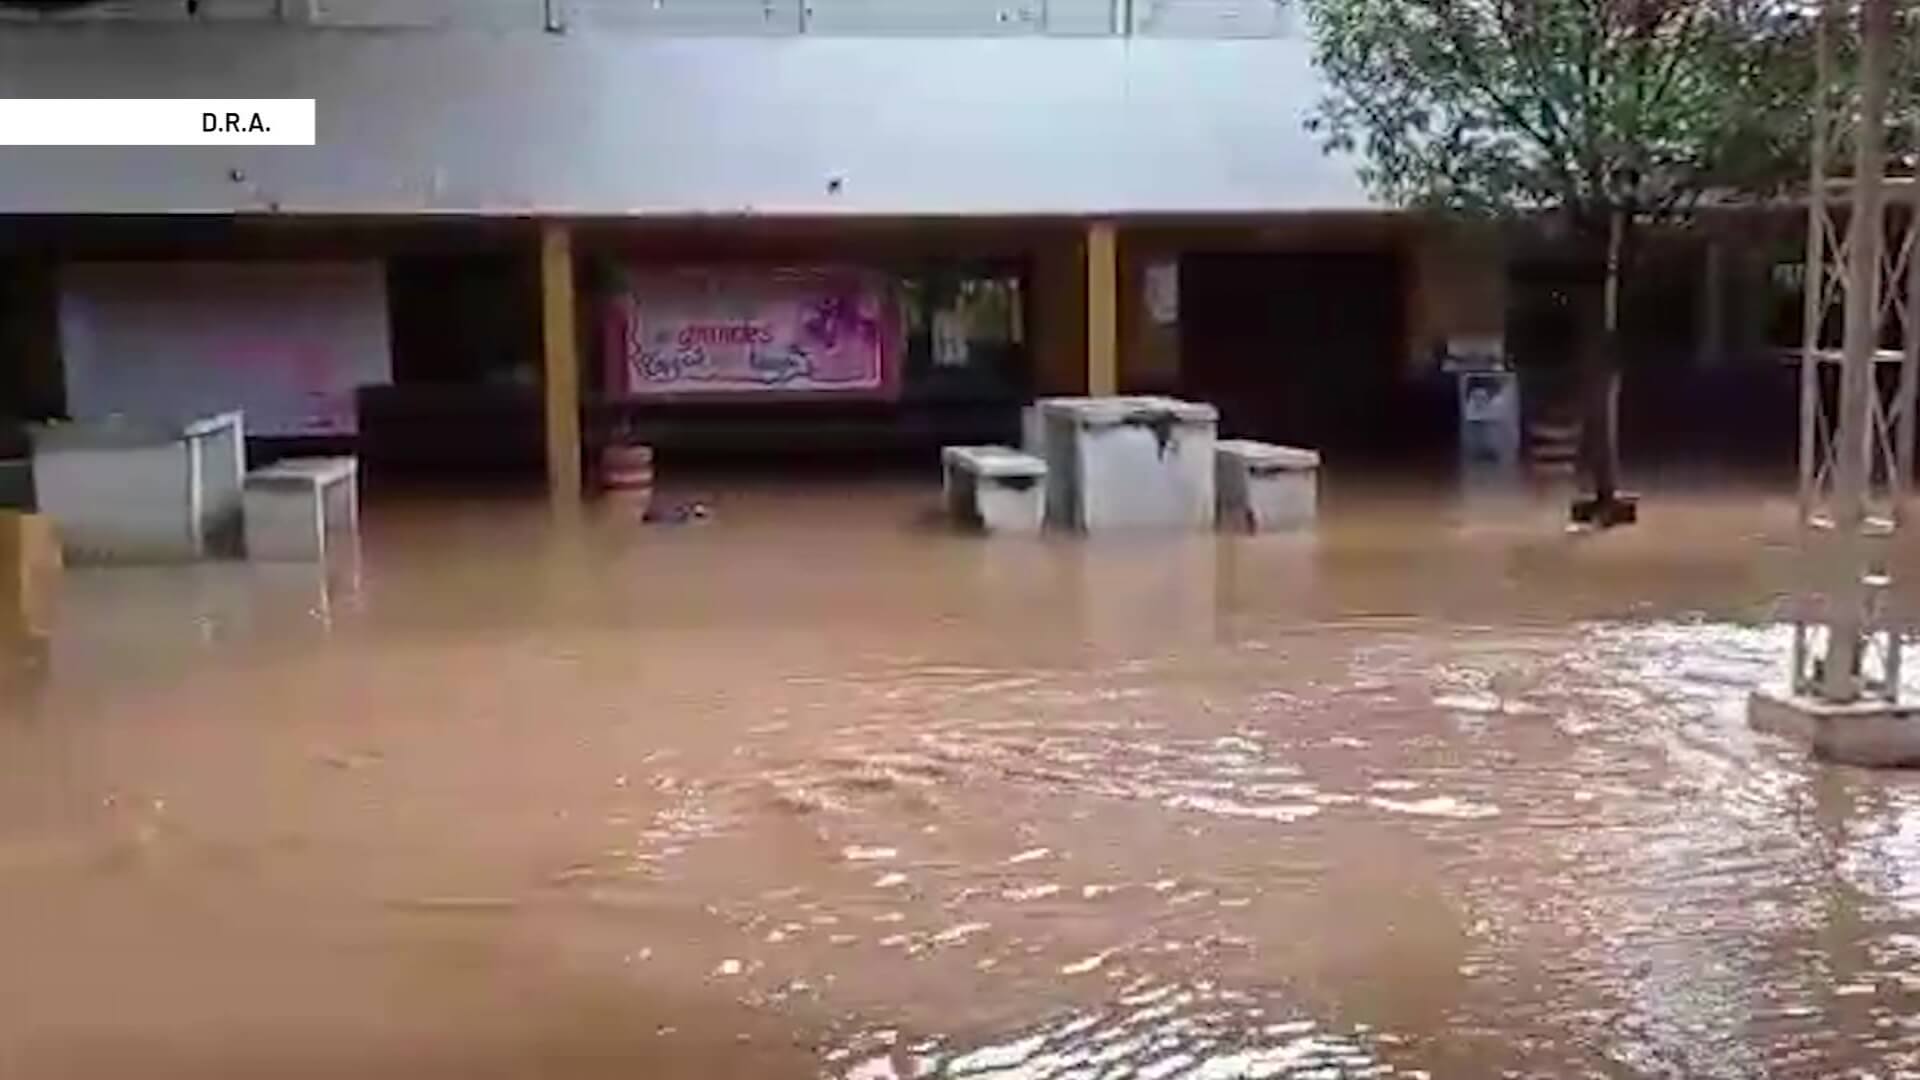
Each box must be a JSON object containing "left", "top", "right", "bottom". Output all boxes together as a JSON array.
[{"left": 1179, "top": 250, "right": 1416, "bottom": 455}]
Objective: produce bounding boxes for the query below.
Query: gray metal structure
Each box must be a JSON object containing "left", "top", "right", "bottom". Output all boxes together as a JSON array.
[{"left": 1787, "top": 0, "right": 1920, "bottom": 706}]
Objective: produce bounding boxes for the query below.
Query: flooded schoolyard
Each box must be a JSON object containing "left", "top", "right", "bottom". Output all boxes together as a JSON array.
[{"left": 5, "top": 471, "right": 1920, "bottom": 1078}]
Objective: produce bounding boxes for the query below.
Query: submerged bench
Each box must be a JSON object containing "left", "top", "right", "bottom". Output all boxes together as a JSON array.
[
  {"left": 244, "top": 456, "right": 359, "bottom": 561},
  {"left": 1216, "top": 440, "right": 1320, "bottom": 532},
  {"left": 942, "top": 445, "right": 1047, "bottom": 534}
]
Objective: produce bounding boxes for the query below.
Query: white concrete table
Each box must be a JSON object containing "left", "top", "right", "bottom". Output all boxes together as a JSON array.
[
  {"left": 1038, "top": 396, "right": 1217, "bottom": 531},
  {"left": 29, "top": 410, "right": 245, "bottom": 563},
  {"left": 1216, "top": 439, "right": 1320, "bottom": 532},
  {"left": 244, "top": 456, "right": 359, "bottom": 561},
  {"left": 942, "top": 445, "right": 1047, "bottom": 534}
]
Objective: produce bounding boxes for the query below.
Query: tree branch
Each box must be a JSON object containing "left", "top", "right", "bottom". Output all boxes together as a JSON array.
[{"left": 1414, "top": 0, "right": 1582, "bottom": 202}]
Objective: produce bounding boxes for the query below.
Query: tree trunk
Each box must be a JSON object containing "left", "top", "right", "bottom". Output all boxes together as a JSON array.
[
  {"left": 1579, "top": 322, "right": 1621, "bottom": 504},
  {"left": 1573, "top": 210, "right": 1634, "bottom": 527}
]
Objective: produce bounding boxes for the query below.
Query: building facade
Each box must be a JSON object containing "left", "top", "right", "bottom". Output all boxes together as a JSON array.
[{"left": 0, "top": 0, "right": 1510, "bottom": 493}]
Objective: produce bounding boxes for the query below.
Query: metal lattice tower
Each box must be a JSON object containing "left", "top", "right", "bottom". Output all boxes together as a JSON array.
[{"left": 1789, "top": 0, "right": 1920, "bottom": 705}]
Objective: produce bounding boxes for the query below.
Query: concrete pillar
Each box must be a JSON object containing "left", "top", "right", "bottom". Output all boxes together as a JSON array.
[
  {"left": 1032, "top": 231, "right": 1089, "bottom": 395},
  {"left": 1698, "top": 239, "right": 1725, "bottom": 368},
  {"left": 1086, "top": 220, "right": 1119, "bottom": 397},
  {"left": 540, "top": 222, "right": 583, "bottom": 508}
]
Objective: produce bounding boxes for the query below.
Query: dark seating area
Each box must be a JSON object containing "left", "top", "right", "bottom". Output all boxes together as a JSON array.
[
  {"left": 588, "top": 395, "right": 1020, "bottom": 460},
  {"left": 0, "top": 422, "right": 32, "bottom": 511},
  {"left": 354, "top": 365, "right": 1806, "bottom": 481},
  {"left": 354, "top": 382, "right": 1023, "bottom": 476},
  {"left": 355, "top": 383, "right": 547, "bottom": 478},
  {"left": 1618, "top": 358, "right": 1800, "bottom": 466}
]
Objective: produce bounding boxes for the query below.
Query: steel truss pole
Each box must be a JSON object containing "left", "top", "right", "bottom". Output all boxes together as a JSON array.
[{"left": 1790, "top": 0, "right": 1918, "bottom": 707}]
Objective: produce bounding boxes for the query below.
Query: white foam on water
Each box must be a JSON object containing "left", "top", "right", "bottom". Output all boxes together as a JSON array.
[
  {"left": 1369, "top": 779, "right": 1422, "bottom": 792},
  {"left": 1366, "top": 795, "right": 1500, "bottom": 820},
  {"left": 844, "top": 1057, "right": 898, "bottom": 1080},
  {"left": 944, "top": 1033, "right": 1048, "bottom": 1074},
  {"left": 1060, "top": 949, "right": 1114, "bottom": 976},
  {"left": 1433, "top": 692, "right": 1502, "bottom": 714},
  {"left": 930, "top": 921, "right": 991, "bottom": 946},
  {"left": 1165, "top": 794, "right": 1322, "bottom": 824}
]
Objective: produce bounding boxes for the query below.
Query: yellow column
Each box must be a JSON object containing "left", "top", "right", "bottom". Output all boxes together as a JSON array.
[
  {"left": 540, "top": 222, "right": 583, "bottom": 507},
  {"left": 0, "top": 510, "right": 59, "bottom": 640},
  {"left": 1085, "top": 220, "right": 1119, "bottom": 397}
]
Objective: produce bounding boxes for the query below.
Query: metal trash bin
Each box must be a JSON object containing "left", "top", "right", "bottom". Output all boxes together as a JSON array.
[
  {"left": 1456, "top": 370, "right": 1521, "bottom": 465},
  {"left": 1039, "top": 396, "right": 1218, "bottom": 531}
]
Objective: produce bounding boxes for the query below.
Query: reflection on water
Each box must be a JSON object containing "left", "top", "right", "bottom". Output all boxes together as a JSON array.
[
  {"left": 5, "top": 476, "right": 1920, "bottom": 1077},
  {"left": 828, "top": 979, "right": 1404, "bottom": 1079}
]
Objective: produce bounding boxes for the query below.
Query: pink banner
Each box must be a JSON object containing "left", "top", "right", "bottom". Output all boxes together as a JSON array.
[{"left": 605, "top": 266, "right": 897, "bottom": 398}]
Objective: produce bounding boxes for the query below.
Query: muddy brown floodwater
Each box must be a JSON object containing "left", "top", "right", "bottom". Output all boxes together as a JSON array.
[{"left": 7, "top": 470, "right": 1920, "bottom": 1078}]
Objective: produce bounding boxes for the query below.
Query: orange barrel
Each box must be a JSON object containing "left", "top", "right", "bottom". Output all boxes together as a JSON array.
[{"left": 600, "top": 443, "right": 654, "bottom": 515}]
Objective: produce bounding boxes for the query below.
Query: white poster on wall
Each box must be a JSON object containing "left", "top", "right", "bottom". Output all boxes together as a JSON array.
[
  {"left": 58, "top": 261, "right": 392, "bottom": 436},
  {"left": 931, "top": 308, "right": 970, "bottom": 368},
  {"left": 1144, "top": 261, "right": 1180, "bottom": 326}
]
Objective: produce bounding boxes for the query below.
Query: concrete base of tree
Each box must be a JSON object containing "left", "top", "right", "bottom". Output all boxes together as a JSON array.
[
  {"left": 1749, "top": 689, "right": 1920, "bottom": 768},
  {"left": 1569, "top": 493, "right": 1638, "bottom": 528}
]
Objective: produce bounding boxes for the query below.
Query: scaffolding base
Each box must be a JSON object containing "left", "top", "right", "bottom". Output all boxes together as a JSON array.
[{"left": 1749, "top": 689, "right": 1920, "bottom": 767}]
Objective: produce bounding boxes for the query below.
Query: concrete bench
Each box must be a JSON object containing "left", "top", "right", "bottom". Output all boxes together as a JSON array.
[
  {"left": 244, "top": 456, "right": 360, "bottom": 561},
  {"left": 1216, "top": 440, "right": 1320, "bottom": 532},
  {"left": 942, "top": 445, "right": 1047, "bottom": 534}
]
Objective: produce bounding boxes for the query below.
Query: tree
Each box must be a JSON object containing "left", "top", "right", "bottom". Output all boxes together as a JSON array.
[{"left": 1301, "top": 0, "right": 1821, "bottom": 524}]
